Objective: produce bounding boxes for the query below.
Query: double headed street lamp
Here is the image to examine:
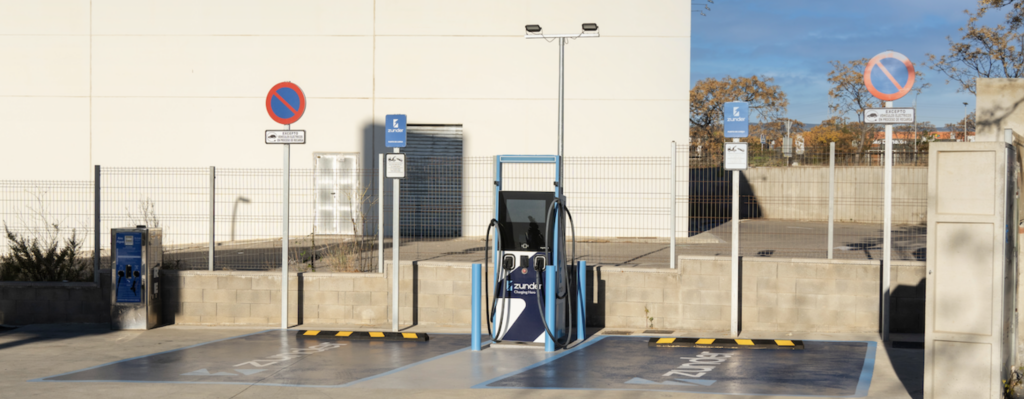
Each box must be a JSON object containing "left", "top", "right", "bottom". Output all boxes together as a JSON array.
[{"left": 524, "top": 23, "right": 600, "bottom": 174}]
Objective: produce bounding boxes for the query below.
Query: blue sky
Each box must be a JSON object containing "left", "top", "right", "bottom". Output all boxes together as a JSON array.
[{"left": 691, "top": 0, "right": 995, "bottom": 128}]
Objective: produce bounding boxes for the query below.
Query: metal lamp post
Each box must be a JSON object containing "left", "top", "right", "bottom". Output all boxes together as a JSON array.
[
  {"left": 524, "top": 23, "right": 600, "bottom": 176},
  {"left": 525, "top": 23, "right": 598, "bottom": 352}
]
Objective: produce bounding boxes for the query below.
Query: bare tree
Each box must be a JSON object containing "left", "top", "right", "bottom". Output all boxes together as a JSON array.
[{"left": 926, "top": 3, "right": 1024, "bottom": 94}]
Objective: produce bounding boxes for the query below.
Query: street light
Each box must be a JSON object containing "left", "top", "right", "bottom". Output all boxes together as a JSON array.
[
  {"left": 525, "top": 23, "right": 600, "bottom": 170},
  {"left": 963, "top": 102, "right": 969, "bottom": 142}
]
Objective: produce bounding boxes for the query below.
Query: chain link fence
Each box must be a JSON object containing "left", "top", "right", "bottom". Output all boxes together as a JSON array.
[{"left": 0, "top": 146, "right": 930, "bottom": 276}]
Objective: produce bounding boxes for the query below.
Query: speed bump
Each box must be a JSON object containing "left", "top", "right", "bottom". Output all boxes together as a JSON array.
[
  {"left": 648, "top": 337, "right": 803, "bottom": 349},
  {"left": 297, "top": 330, "right": 429, "bottom": 341}
]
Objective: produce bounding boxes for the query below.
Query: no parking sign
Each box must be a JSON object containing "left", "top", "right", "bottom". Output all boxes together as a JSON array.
[
  {"left": 266, "top": 82, "right": 306, "bottom": 125},
  {"left": 863, "top": 51, "right": 915, "bottom": 101}
]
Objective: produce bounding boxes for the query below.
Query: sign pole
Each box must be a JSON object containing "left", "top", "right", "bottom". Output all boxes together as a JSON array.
[
  {"left": 731, "top": 137, "right": 740, "bottom": 338},
  {"left": 384, "top": 114, "right": 407, "bottom": 333},
  {"left": 882, "top": 101, "right": 893, "bottom": 342},
  {"left": 282, "top": 139, "right": 290, "bottom": 330},
  {"left": 264, "top": 82, "right": 306, "bottom": 331},
  {"left": 861, "top": 51, "right": 914, "bottom": 343},
  {"left": 392, "top": 147, "right": 400, "bottom": 332}
]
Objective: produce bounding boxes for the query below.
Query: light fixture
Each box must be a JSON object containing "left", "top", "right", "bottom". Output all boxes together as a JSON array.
[
  {"left": 581, "top": 23, "right": 598, "bottom": 31},
  {"left": 525, "top": 24, "right": 542, "bottom": 33}
]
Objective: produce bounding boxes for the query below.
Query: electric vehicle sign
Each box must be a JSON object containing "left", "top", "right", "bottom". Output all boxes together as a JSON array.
[
  {"left": 385, "top": 114, "right": 407, "bottom": 147},
  {"left": 723, "top": 102, "right": 749, "bottom": 138}
]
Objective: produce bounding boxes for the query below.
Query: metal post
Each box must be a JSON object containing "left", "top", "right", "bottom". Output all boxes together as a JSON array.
[
  {"left": 545, "top": 260, "right": 557, "bottom": 352},
  {"left": 281, "top": 143, "right": 290, "bottom": 330},
  {"left": 577, "top": 260, "right": 586, "bottom": 342},
  {"left": 392, "top": 147, "right": 400, "bottom": 332},
  {"left": 558, "top": 37, "right": 565, "bottom": 170},
  {"left": 828, "top": 143, "right": 835, "bottom": 260},
  {"left": 472, "top": 263, "right": 482, "bottom": 351},
  {"left": 209, "top": 166, "right": 215, "bottom": 271},
  {"left": 93, "top": 165, "right": 100, "bottom": 284},
  {"left": 378, "top": 153, "right": 384, "bottom": 274},
  {"left": 731, "top": 138, "right": 740, "bottom": 338},
  {"left": 882, "top": 101, "right": 893, "bottom": 342},
  {"left": 670, "top": 141, "right": 677, "bottom": 269}
]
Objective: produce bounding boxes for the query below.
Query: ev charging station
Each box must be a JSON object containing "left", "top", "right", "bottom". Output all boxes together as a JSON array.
[{"left": 472, "top": 155, "right": 586, "bottom": 352}]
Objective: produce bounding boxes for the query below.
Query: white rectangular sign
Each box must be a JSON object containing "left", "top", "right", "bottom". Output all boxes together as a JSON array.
[
  {"left": 386, "top": 153, "right": 406, "bottom": 179},
  {"left": 864, "top": 108, "right": 915, "bottom": 124},
  {"left": 265, "top": 130, "right": 306, "bottom": 144},
  {"left": 724, "top": 142, "right": 748, "bottom": 170}
]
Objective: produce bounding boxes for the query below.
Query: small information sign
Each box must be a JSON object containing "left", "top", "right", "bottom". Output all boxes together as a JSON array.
[
  {"left": 724, "top": 142, "right": 748, "bottom": 170},
  {"left": 724, "top": 102, "right": 750, "bottom": 138},
  {"left": 266, "top": 130, "right": 306, "bottom": 144},
  {"left": 386, "top": 153, "right": 406, "bottom": 179},
  {"left": 864, "top": 108, "right": 915, "bottom": 124}
]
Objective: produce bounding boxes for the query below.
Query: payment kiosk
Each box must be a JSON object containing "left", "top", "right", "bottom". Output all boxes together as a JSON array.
[{"left": 110, "top": 226, "right": 163, "bottom": 330}]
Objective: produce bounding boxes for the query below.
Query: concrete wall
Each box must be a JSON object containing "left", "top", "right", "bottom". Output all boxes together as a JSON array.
[
  {"left": 0, "top": 271, "right": 111, "bottom": 325},
  {"left": 0, "top": 259, "right": 924, "bottom": 335},
  {"left": 743, "top": 166, "right": 928, "bottom": 224},
  {"left": 160, "top": 262, "right": 483, "bottom": 327},
  {"left": 977, "top": 78, "right": 1024, "bottom": 143},
  {"left": 592, "top": 256, "right": 924, "bottom": 333},
  {"left": 0, "top": 1, "right": 691, "bottom": 181}
]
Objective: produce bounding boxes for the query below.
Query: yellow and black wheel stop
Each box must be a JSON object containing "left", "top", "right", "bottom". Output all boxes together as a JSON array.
[
  {"left": 296, "top": 330, "right": 429, "bottom": 341},
  {"left": 648, "top": 337, "right": 803, "bottom": 349}
]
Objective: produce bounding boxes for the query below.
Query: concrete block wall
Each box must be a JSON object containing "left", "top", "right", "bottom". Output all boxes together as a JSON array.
[
  {"left": 161, "top": 261, "right": 485, "bottom": 327},
  {"left": 590, "top": 256, "right": 925, "bottom": 333},
  {"left": 0, "top": 270, "right": 111, "bottom": 325}
]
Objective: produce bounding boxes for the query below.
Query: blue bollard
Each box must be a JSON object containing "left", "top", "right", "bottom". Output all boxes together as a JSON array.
[
  {"left": 577, "top": 260, "right": 586, "bottom": 342},
  {"left": 471, "top": 263, "right": 481, "bottom": 351},
  {"left": 545, "top": 263, "right": 557, "bottom": 352}
]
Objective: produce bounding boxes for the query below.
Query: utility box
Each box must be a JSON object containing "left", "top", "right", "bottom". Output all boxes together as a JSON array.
[
  {"left": 924, "top": 139, "right": 1020, "bottom": 398},
  {"left": 110, "top": 226, "right": 163, "bottom": 330}
]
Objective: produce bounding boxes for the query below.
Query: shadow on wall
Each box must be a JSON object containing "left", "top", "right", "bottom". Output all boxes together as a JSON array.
[
  {"left": 361, "top": 123, "right": 465, "bottom": 238},
  {"left": 689, "top": 167, "right": 763, "bottom": 235}
]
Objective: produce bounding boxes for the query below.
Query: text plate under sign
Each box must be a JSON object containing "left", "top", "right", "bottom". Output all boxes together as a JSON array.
[
  {"left": 266, "top": 130, "right": 306, "bottom": 144},
  {"left": 864, "top": 108, "right": 914, "bottom": 124},
  {"left": 386, "top": 153, "right": 406, "bottom": 179},
  {"left": 724, "top": 142, "right": 748, "bottom": 170}
]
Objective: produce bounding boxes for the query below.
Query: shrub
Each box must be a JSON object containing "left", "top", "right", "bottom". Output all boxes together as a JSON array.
[{"left": 0, "top": 224, "right": 92, "bottom": 282}]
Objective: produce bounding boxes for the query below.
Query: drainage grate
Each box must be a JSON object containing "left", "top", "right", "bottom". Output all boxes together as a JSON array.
[
  {"left": 601, "top": 330, "right": 633, "bottom": 335},
  {"left": 643, "top": 329, "right": 674, "bottom": 334}
]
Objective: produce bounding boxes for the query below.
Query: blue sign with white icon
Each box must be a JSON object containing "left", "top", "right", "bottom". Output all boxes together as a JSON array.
[
  {"left": 723, "top": 102, "right": 749, "bottom": 138},
  {"left": 385, "top": 114, "right": 407, "bottom": 148}
]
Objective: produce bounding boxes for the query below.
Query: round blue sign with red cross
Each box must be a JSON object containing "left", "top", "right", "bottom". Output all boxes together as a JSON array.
[
  {"left": 863, "top": 51, "right": 915, "bottom": 102},
  {"left": 265, "top": 82, "right": 306, "bottom": 125}
]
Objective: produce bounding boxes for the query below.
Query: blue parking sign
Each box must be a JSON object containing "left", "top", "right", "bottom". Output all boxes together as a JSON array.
[
  {"left": 385, "top": 114, "right": 407, "bottom": 148},
  {"left": 724, "top": 102, "right": 749, "bottom": 138}
]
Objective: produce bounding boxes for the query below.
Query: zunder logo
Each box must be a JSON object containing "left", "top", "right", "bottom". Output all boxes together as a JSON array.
[{"left": 733, "top": 107, "right": 740, "bottom": 117}]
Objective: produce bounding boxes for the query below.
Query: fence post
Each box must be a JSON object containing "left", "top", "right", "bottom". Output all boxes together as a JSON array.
[
  {"left": 670, "top": 141, "right": 677, "bottom": 269},
  {"left": 378, "top": 153, "right": 384, "bottom": 274},
  {"left": 94, "top": 165, "right": 100, "bottom": 284},
  {"left": 828, "top": 143, "right": 835, "bottom": 260},
  {"left": 209, "top": 166, "right": 215, "bottom": 271}
]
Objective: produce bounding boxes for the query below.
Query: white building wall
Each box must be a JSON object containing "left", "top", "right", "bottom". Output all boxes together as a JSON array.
[{"left": 0, "top": 0, "right": 690, "bottom": 180}]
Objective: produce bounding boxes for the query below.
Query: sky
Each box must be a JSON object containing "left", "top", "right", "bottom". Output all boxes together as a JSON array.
[{"left": 690, "top": 0, "right": 998, "bottom": 128}]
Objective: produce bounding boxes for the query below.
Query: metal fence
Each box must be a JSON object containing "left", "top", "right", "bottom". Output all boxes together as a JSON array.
[
  {"left": 683, "top": 147, "right": 928, "bottom": 261},
  {"left": 0, "top": 145, "right": 930, "bottom": 275}
]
